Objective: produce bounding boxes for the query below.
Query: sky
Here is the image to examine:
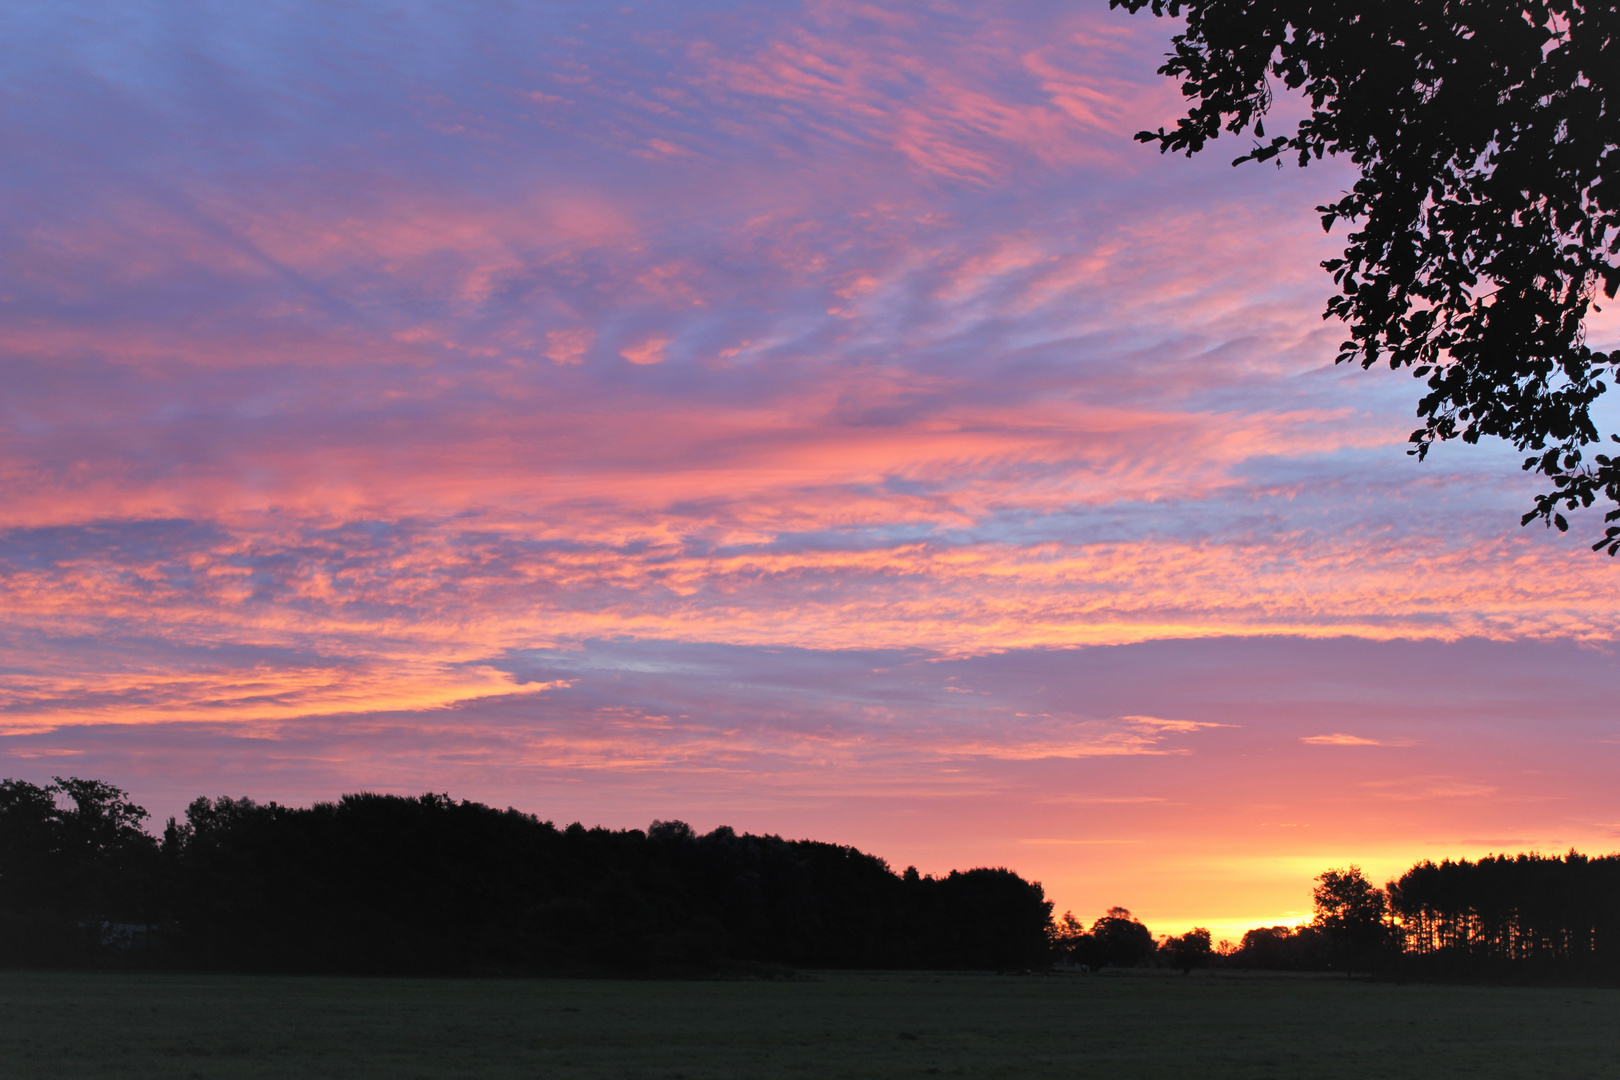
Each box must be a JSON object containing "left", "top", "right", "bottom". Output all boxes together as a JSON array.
[{"left": 4, "top": 0, "right": 1619, "bottom": 939}]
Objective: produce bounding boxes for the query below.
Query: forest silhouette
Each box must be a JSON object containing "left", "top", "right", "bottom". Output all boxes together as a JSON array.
[
  {"left": 0, "top": 778, "right": 1051, "bottom": 974},
  {"left": 3, "top": 778, "right": 1617, "bottom": 981}
]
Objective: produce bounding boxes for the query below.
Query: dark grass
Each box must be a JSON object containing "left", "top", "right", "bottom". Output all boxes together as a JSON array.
[{"left": 1, "top": 968, "right": 1615, "bottom": 1079}]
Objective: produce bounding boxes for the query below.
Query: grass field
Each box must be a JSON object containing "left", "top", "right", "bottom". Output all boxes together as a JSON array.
[{"left": 0, "top": 968, "right": 1613, "bottom": 1079}]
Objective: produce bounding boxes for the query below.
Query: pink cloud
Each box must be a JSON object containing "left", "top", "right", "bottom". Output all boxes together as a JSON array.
[
  {"left": 5, "top": 0, "right": 1618, "bottom": 934},
  {"left": 620, "top": 335, "right": 672, "bottom": 365},
  {"left": 1302, "top": 733, "right": 1412, "bottom": 747}
]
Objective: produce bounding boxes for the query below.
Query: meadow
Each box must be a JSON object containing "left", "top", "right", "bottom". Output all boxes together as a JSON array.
[{"left": 0, "top": 969, "right": 1612, "bottom": 1079}]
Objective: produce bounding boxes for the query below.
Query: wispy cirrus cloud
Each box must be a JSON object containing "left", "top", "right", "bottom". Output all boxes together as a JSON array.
[{"left": 4, "top": 0, "right": 1619, "bottom": 932}]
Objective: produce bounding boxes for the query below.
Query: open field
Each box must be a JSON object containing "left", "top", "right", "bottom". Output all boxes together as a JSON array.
[{"left": 0, "top": 969, "right": 1613, "bottom": 1079}]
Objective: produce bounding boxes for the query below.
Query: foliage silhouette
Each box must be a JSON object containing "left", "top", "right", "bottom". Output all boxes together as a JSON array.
[
  {"left": 1050, "top": 906, "right": 1160, "bottom": 969},
  {"left": 0, "top": 781, "right": 1054, "bottom": 975},
  {"left": 0, "top": 778, "right": 160, "bottom": 964},
  {"left": 1390, "top": 850, "right": 1620, "bottom": 979},
  {"left": 1312, "top": 865, "right": 1390, "bottom": 972},
  {"left": 1114, "top": 0, "right": 1620, "bottom": 548},
  {"left": 1161, "top": 926, "right": 1214, "bottom": 973},
  {"left": 8, "top": 777, "right": 1619, "bottom": 981},
  {"left": 1227, "top": 924, "right": 1331, "bottom": 970}
]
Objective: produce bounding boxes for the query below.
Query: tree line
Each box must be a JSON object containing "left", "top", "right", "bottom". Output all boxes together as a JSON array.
[
  {"left": 1289, "top": 855, "right": 1620, "bottom": 980},
  {"left": 1049, "top": 857, "right": 1620, "bottom": 981},
  {"left": 1392, "top": 852, "right": 1620, "bottom": 978},
  {"left": 0, "top": 778, "right": 1052, "bottom": 974},
  {"left": 5, "top": 777, "right": 1616, "bottom": 979},
  {"left": 1042, "top": 858, "right": 1620, "bottom": 981}
]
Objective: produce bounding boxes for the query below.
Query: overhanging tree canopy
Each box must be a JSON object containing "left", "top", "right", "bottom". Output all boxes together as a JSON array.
[{"left": 1113, "top": 0, "right": 1620, "bottom": 550}]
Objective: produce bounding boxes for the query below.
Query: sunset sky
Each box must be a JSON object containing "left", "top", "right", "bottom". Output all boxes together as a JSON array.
[{"left": 5, "top": 0, "right": 1619, "bottom": 939}]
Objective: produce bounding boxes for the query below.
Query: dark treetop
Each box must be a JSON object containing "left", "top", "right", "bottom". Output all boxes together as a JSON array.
[{"left": 1114, "top": 0, "right": 1620, "bottom": 549}]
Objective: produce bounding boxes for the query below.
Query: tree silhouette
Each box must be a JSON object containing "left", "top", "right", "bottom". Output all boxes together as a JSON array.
[
  {"left": 0, "top": 777, "right": 160, "bottom": 964},
  {"left": 1050, "top": 909, "right": 1088, "bottom": 962},
  {"left": 1390, "top": 850, "right": 1620, "bottom": 978},
  {"left": 1312, "top": 866, "right": 1389, "bottom": 973},
  {"left": 1082, "top": 906, "right": 1159, "bottom": 968},
  {"left": 1229, "top": 924, "right": 1330, "bottom": 970},
  {"left": 1113, "top": 0, "right": 1620, "bottom": 549},
  {"left": 11, "top": 775, "right": 1619, "bottom": 981},
  {"left": 0, "top": 781, "right": 1058, "bottom": 974},
  {"left": 1162, "top": 927, "right": 1214, "bottom": 973}
]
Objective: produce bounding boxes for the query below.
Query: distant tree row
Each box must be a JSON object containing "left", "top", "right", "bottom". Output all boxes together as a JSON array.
[
  {"left": 1050, "top": 909, "right": 1278, "bottom": 974},
  {"left": 0, "top": 778, "right": 1052, "bottom": 974},
  {"left": 1050, "top": 906, "right": 1159, "bottom": 969},
  {"left": 1059, "top": 856, "right": 1620, "bottom": 982},
  {"left": 1220, "top": 857, "right": 1620, "bottom": 981},
  {"left": 1047, "top": 874, "right": 1370, "bottom": 975},
  {"left": 1290, "top": 855, "right": 1620, "bottom": 979}
]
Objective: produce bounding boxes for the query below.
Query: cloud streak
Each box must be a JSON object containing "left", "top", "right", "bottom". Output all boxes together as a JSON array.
[{"left": 4, "top": 0, "right": 1619, "bottom": 930}]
